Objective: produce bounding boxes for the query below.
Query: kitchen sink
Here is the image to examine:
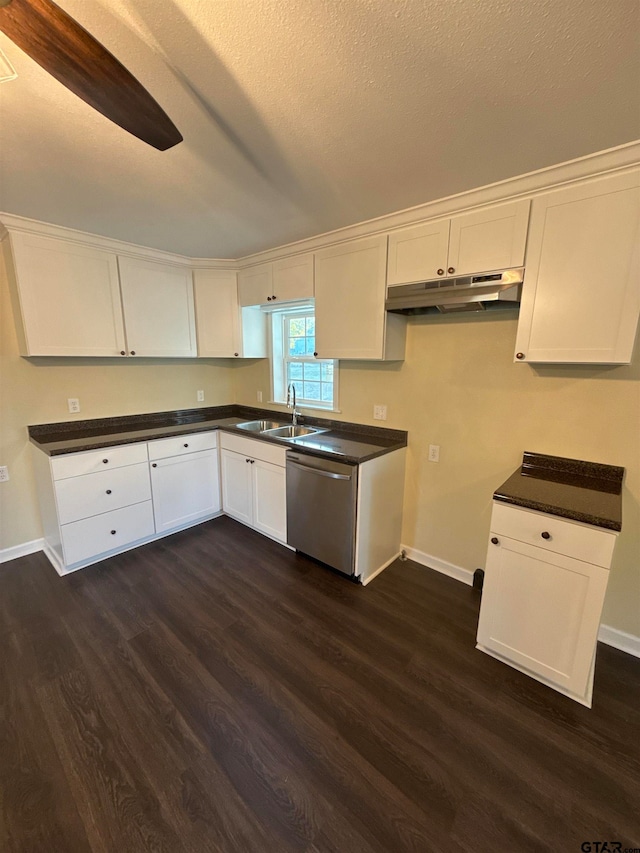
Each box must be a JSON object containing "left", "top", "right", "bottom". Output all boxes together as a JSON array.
[
  {"left": 235, "top": 419, "right": 286, "bottom": 432},
  {"left": 263, "top": 425, "right": 326, "bottom": 439}
]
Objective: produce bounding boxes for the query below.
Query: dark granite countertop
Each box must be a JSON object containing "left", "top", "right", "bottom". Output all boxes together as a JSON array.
[
  {"left": 28, "top": 405, "right": 407, "bottom": 465},
  {"left": 494, "top": 451, "right": 624, "bottom": 531}
]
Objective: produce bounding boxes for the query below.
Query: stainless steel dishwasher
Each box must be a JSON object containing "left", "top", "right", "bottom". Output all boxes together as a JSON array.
[{"left": 286, "top": 451, "right": 358, "bottom": 576}]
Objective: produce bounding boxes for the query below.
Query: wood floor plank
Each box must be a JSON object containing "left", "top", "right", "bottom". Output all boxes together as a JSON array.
[{"left": 1, "top": 515, "right": 639, "bottom": 852}]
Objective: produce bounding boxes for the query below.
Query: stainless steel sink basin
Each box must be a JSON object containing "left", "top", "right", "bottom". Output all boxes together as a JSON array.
[
  {"left": 235, "top": 419, "right": 286, "bottom": 432},
  {"left": 263, "top": 425, "right": 325, "bottom": 439}
]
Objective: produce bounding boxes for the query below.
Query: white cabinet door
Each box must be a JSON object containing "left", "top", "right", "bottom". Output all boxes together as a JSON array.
[
  {"left": 193, "top": 268, "right": 267, "bottom": 359},
  {"left": 118, "top": 256, "right": 196, "bottom": 357},
  {"left": 387, "top": 219, "right": 450, "bottom": 285},
  {"left": 272, "top": 253, "right": 314, "bottom": 302},
  {"left": 238, "top": 262, "right": 273, "bottom": 307},
  {"left": 448, "top": 199, "right": 530, "bottom": 276},
  {"left": 515, "top": 170, "right": 640, "bottom": 364},
  {"left": 477, "top": 535, "right": 609, "bottom": 702},
  {"left": 150, "top": 448, "right": 221, "bottom": 533},
  {"left": 252, "top": 458, "right": 287, "bottom": 543},
  {"left": 7, "top": 232, "right": 126, "bottom": 356},
  {"left": 220, "top": 449, "right": 253, "bottom": 525},
  {"left": 315, "top": 235, "right": 400, "bottom": 360},
  {"left": 194, "top": 269, "right": 241, "bottom": 357}
]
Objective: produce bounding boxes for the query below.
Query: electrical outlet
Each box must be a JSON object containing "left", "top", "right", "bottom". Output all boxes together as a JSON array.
[
  {"left": 428, "top": 444, "right": 440, "bottom": 463},
  {"left": 197, "top": 390, "right": 205, "bottom": 402},
  {"left": 257, "top": 390, "right": 263, "bottom": 403},
  {"left": 373, "top": 404, "right": 387, "bottom": 420},
  {"left": 0, "top": 466, "right": 9, "bottom": 482},
  {"left": 67, "top": 398, "right": 80, "bottom": 413}
]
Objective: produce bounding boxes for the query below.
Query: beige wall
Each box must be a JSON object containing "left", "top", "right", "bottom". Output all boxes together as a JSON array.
[
  {"left": 233, "top": 314, "right": 640, "bottom": 637},
  {"left": 0, "top": 256, "right": 234, "bottom": 549}
]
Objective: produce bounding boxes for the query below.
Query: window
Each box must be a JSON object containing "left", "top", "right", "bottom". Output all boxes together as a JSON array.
[{"left": 271, "top": 306, "right": 338, "bottom": 410}]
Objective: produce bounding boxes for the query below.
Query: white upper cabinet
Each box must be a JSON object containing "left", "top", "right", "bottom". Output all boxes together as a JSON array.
[
  {"left": 238, "top": 253, "right": 314, "bottom": 306},
  {"left": 118, "top": 256, "right": 197, "bottom": 358},
  {"left": 5, "top": 232, "right": 126, "bottom": 356},
  {"left": 238, "top": 262, "right": 272, "bottom": 307},
  {"left": 514, "top": 170, "right": 640, "bottom": 364},
  {"left": 271, "top": 253, "right": 314, "bottom": 303},
  {"left": 315, "top": 235, "right": 406, "bottom": 360},
  {"left": 387, "top": 199, "right": 530, "bottom": 285},
  {"left": 387, "top": 219, "right": 450, "bottom": 285},
  {"left": 193, "top": 268, "right": 266, "bottom": 358},
  {"left": 447, "top": 200, "right": 530, "bottom": 276}
]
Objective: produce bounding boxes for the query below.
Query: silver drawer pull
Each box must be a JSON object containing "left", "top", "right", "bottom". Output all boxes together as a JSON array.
[{"left": 288, "top": 460, "right": 352, "bottom": 481}]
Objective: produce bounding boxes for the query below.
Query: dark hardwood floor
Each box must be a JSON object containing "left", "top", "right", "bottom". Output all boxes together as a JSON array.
[{"left": 1, "top": 516, "right": 639, "bottom": 852}]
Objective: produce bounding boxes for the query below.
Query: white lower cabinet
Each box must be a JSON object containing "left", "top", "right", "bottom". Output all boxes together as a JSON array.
[
  {"left": 148, "top": 431, "right": 221, "bottom": 533},
  {"left": 220, "top": 433, "right": 287, "bottom": 543},
  {"left": 476, "top": 502, "right": 618, "bottom": 707},
  {"left": 33, "top": 431, "right": 223, "bottom": 574}
]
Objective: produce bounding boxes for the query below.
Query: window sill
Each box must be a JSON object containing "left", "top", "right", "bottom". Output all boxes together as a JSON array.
[{"left": 269, "top": 401, "right": 342, "bottom": 414}]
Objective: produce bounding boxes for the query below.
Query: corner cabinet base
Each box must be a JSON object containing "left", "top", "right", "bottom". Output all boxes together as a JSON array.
[
  {"left": 476, "top": 642, "right": 595, "bottom": 708},
  {"left": 45, "top": 511, "right": 224, "bottom": 576}
]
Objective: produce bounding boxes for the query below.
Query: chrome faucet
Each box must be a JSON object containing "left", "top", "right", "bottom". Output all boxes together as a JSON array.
[{"left": 287, "top": 383, "right": 301, "bottom": 425}]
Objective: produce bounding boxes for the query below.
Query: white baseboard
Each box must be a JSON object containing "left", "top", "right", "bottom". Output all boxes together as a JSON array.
[
  {"left": 0, "top": 538, "right": 44, "bottom": 564},
  {"left": 401, "top": 544, "right": 474, "bottom": 586},
  {"left": 402, "top": 543, "right": 640, "bottom": 659},
  {"left": 598, "top": 624, "right": 640, "bottom": 659}
]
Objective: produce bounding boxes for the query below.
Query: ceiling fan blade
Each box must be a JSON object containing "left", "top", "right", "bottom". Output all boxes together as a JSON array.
[{"left": 0, "top": 0, "right": 182, "bottom": 150}]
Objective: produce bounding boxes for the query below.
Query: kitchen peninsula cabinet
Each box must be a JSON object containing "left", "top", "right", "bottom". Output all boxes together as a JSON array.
[
  {"left": 4, "top": 232, "right": 126, "bottom": 356},
  {"left": 514, "top": 169, "right": 640, "bottom": 364},
  {"left": 477, "top": 502, "right": 617, "bottom": 707},
  {"left": 238, "top": 253, "right": 314, "bottom": 306},
  {"left": 219, "top": 432, "right": 287, "bottom": 543},
  {"left": 193, "top": 268, "right": 266, "bottom": 358},
  {"left": 387, "top": 199, "right": 530, "bottom": 285},
  {"left": 118, "top": 256, "right": 197, "bottom": 357},
  {"left": 314, "top": 235, "right": 406, "bottom": 360}
]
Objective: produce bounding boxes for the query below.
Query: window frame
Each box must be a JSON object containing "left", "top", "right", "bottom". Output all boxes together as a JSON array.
[{"left": 270, "top": 305, "right": 339, "bottom": 411}]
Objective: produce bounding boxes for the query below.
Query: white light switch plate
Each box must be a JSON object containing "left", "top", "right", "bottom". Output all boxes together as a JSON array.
[{"left": 428, "top": 444, "right": 440, "bottom": 462}]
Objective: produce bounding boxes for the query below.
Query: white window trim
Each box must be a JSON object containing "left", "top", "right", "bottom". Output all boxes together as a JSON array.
[{"left": 269, "top": 304, "right": 340, "bottom": 412}]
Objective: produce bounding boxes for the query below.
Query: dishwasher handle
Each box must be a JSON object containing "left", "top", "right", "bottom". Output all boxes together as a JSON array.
[{"left": 287, "top": 459, "right": 353, "bottom": 481}]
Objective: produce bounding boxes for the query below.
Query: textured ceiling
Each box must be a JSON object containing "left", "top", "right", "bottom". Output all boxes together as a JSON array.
[{"left": 0, "top": 0, "right": 638, "bottom": 258}]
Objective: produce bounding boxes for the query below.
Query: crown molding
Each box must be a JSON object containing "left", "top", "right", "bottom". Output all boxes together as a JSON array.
[
  {"left": 2, "top": 140, "right": 638, "bottom": 269},
  {"left": 237, "top": 140, "right": 640, "bottom": 266},
  {"left": 0, "top": 212, "right": 237, "bottom": 269}
]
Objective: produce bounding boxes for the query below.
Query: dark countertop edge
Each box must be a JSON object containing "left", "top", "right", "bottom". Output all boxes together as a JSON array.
[
  {"left": 28, "top": 406, "right": 408, "bottom": 464},
  {"left": 493, "top": 493, "right": 621, "bottom": 532},
  {"left": 521, "top": 451, "right": 624, "bottom": 486}
]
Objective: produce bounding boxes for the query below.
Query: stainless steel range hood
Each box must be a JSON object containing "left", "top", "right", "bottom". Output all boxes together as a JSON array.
[{"left": 385, "top": 268, "right": 524, "bottom": 315}]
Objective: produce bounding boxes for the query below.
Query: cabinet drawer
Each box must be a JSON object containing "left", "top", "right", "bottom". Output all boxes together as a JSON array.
[
  {"left": 220, "top": 431, "right": 286, "bottom": 467},
  {"left": 148, "top": 431, "right": 218, "bottom": 461},
  {"left": 61, "top": 501, "right": 155, "bottom": 566},
  {"left": 51, "top": 442, "right": 148, "bottom": 480},
  {"left": 55, "top": 462, "right": 151, "bottom": 525},
  {"left": 490, "top": 502, "right": 616, "bottom": 568}
]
